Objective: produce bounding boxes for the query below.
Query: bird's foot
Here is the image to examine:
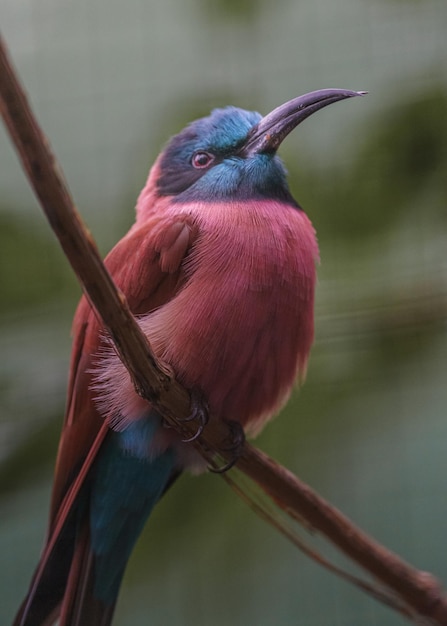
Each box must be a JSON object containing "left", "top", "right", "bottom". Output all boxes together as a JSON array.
[
  {"left": 208, "top": 420, "right": 245, "bottom": 473},
  {"left": 179, "top": 388, "right": 209, "bottom": 443}
]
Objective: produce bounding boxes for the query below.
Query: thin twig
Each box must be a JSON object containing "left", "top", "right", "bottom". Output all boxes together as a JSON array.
[
  {"left": 1, "top": 33, "right": 446, "bottom": 625},
  {"left": 223, "top": 471, "right": 416, "bottom": 622}
]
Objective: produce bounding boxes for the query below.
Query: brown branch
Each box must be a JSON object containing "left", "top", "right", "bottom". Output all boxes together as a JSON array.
[
  {"left": 1, "top": 33, "right": 446, "bottom": 625},
  {"left": 0, "top": 32, "right": 211, "bottom": 448}
]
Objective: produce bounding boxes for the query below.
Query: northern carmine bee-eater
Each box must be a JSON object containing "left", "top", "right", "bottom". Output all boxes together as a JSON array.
[{"left": 14, "top": 88, "right": 363, "bottom": 626}]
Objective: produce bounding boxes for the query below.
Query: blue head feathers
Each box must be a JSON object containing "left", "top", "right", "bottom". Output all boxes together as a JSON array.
[{"left": 156, "top": 106, "right": 296, "bottom": 204}]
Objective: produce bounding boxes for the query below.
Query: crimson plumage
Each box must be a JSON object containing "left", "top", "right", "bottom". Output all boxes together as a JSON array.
[{"left": 15, "top": 89, "right": 362, "bottom": 626}]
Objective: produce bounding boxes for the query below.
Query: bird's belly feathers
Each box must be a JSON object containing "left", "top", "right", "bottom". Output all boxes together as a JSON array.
[
  {"left": 143, "top": 201, "right": 318, "bottom": 435},
  {"left": 93, "top": 201, "right": 317, "bottom": 442}
]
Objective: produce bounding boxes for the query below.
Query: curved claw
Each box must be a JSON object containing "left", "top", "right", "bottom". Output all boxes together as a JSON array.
[
  {"left": 208, "top": 456, "right": 239, "bottom": 474},
  {"left": 181, "top": 422, "right": 204, "bottom": 444},
  {"left": 208, "top": 420, "right": 245, "bottom": 473},
  {"left": 180, "top": 389, "right": 209, "bottom": 443}
]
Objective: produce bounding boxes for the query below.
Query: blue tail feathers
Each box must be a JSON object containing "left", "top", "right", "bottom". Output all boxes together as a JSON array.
[{"left": 89, "top": 416, "right": 176, "bottom": 605}]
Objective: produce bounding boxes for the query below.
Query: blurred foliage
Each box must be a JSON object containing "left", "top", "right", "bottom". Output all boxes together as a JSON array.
[
  {"left": 0, "top": 415, "right": 60, "bottom": 495},
  {"left": 0, "top": 213, "right": 77, "bottom": 314},
  {"left": 197, "top": 0, "right": 261, "bottom": 21},
  {"left": 290, "top": 85, "right": 447, "bottom": 243}
]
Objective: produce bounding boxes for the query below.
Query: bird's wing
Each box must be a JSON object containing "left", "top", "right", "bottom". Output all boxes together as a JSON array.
[
  {"left": 53, "top": 214, "right": 195, "bottom": 522},
  {"left": 49, "top": 214, "right": 195, "bottom": 525},
  {"left": 15, "top": 213, "right": 196, "bottom": 625}
]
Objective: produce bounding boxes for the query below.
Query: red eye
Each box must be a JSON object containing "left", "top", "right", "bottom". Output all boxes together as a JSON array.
[{"left": 192, "top": 151, "right": 214, "bottom": 169}]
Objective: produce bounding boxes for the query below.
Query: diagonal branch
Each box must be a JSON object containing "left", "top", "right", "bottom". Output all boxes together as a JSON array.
[{"left": 1, "top": 33, "right": 446, "bottom": 625}]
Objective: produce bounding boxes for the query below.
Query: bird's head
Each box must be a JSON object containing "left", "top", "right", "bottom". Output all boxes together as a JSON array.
[{"left": 138, "top": 89, "right": 365, "bottom": 215}]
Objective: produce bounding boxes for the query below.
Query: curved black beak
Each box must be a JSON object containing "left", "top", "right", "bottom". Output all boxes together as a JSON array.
[{"left": 240, "top": 88, "right": 366, "bottom": 156}]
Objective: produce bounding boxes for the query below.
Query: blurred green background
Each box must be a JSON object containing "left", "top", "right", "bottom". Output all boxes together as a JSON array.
[{"left": 1, "top": 0, "right": 447, "bottom": 624}]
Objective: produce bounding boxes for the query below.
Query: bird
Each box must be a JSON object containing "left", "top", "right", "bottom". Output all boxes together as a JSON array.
[{"left": 14, "top": 88, "right": 363, "bottom": 626}]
